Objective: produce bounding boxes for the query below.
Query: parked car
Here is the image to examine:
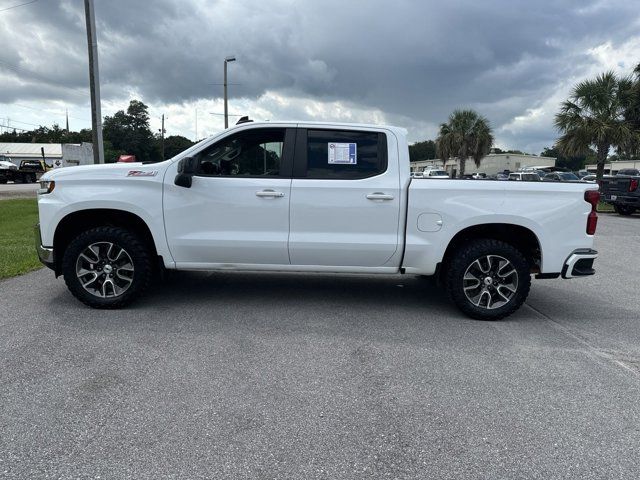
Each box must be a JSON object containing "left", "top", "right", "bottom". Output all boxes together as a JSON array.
[
  {"left": 599, "top": 172, "right": 640, "bottom": 215},
  {"left": 520, "top": 166, "right": 555, "bottom": 173},
  {"left": 0, "top": 155, "right": 48, "bottom": 183},
  {"left": 581, "top": 175, "right": 597, "bottom": 183},
  {"left": 616, "top": 168, "right": 640, "bottom": 176},
  {"left": 423, "top": 169, "right": 449, "bottom": 178},
  {"left": 35, "top": 121, "right": 599, "bottom": 320},
  {"left": 471, "top": 173, "right": 487, "bottom": 179},
  {"left": 508, "top": 172, "right": 540, "bottom": 181},
  {"left": 542, "top": 172, "right": 580, "bottom": 182}
]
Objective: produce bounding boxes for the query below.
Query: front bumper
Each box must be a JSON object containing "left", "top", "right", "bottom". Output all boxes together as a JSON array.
[
  {"left": 561, "top": 248, "right": 597, "bottom": 279},
  {"left": 34, "top": 223, "right": 55, "bottom": 270}
]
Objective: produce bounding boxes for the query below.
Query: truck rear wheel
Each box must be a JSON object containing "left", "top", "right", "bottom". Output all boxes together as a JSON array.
[
  {"left": 614, "top": 204, "right": 636, "bottom": 216},
  {"left": 62, "top": 226, "right": 152, "bottom": 309},
  {"left": 445, "top": 239, "right": 531, "bottom": 320}
]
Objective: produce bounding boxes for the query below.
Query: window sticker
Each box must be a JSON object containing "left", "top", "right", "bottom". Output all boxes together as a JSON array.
[{"left": 328, "top": 142, "right": 357, "bottom": 164}]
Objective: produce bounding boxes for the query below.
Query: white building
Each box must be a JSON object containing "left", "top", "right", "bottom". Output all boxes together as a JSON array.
[
  {"left": 584, "top": 160, "right": 640, "bottom": 174},
  {"left": 411, "top": 153, "right": 556, "bottom": 177},
  {"left": 0, "top": 142, "right": 93, "bottom": 168}
]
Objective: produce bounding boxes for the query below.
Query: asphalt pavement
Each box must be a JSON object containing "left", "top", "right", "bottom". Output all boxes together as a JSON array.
[
  {"left": 1, "top": 214, "right": 639, "bottom": 479},
  {"left": 0, "top": 182, "right": 38, "bottom": 199}
]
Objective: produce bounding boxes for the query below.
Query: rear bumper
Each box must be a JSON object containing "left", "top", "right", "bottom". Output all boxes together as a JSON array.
[
  {"left": 34, "top": 223, "right": 55, "bottom": 271},
  {"left": 604, "top": 195, "right": 640, "bottom": 206},
  {"left": 561, "top": 248, "right": 597, "bottom": 279}
]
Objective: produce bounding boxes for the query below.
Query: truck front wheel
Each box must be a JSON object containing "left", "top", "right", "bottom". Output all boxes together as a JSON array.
[
  {"left": 62, "top": 226, "right": 152, "bottom": 308},
  {"left": 445, "top": 239, "right": 531, "bottom": 320}
]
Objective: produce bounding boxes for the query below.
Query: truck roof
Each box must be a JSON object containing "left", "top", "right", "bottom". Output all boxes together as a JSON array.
[{"left": 231, "top": 120, "right": 408, "bottom": 137}]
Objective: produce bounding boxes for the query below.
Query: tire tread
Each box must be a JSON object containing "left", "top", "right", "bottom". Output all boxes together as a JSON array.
[
  {"left": 445, "top": 238, "right": 531, "bottom": 320},
  {"left": 62, "top": 226, "right": 152, "bottom": 309}
]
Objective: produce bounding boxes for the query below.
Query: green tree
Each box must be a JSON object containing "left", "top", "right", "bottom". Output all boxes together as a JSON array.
[
  {"left": 539, "top": 146, "right": 596, "bottom": 171},
  {"left": 620, "top": 62, "right": 640, "bottom": 159},
  {"left": 436, "top": 109, "right": 493, "bottom": 177},
  {"left": 0, "top": 124, "right": 92, "bottom": 144},
  {"left": 555, "top": 71, "right": 637, "bottom": 180},
  {"left": 159, "top": 135, "right": 195, "bottom": 159},
  {"left": 103, "top": 100, "right": 158, "bottom": 163},
  {"left": 409, "top": 140, "right": 436, "bottom": 162}
]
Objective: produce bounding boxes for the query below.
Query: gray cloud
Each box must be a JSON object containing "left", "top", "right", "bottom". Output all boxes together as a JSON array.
[{"left": 1, "top": 0, "right": 639, "bottom": 152}]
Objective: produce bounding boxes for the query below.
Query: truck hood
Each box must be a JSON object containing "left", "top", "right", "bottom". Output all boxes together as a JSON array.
[
  {"left": 0, "top": 160, "right": 18, "bottom": 170},
  {"left": 41, "top": 161, "right": 169, "bottom": 181}
]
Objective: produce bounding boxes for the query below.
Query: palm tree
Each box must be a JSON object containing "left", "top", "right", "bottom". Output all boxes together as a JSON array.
[
  {"left": 436, "top": 109, "right": 493, "bottom": 177},
  {"left": 621, "top": 63, "right": 640, "bottom": 159},
  {"left": 555, "top": 71, "right": 637, "bottom": 180}
]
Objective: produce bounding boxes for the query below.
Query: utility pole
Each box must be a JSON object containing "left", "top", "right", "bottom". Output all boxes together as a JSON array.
[
  {"left": 223, "top": 56, "right": 236, "bottom": 128},
  {"left": 84, "top": 0, "right": 104, "bottom": 164},
  {"left": 160, "top": 114, "right": 165, "bottom": 161}
]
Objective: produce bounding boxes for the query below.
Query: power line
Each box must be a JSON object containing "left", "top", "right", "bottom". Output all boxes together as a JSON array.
[
  {"left": 209, "top": 112, "right": 243, "bottom": 117},
  {"left": 0, "top": 118, "right": 45, "bottom": 127},
  {"left": 0, "top": 123, "right": 29, "bottom": 131},
  {"left": 0, "top": 0, "right": 39, "bottom": 13},
  {"left": 0, "top": 58, "right": 88, "bottom": 98},
  {"left": 6, "top": 102, "right": 88, "bottom": 121}
]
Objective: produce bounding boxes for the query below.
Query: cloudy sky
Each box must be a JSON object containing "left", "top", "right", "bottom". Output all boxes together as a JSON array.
[{"left": 1, "top": 0, "right": 639, "bottom": 153}]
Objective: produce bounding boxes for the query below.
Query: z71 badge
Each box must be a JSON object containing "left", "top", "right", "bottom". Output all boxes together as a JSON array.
[{"left": 127, "top": 170, "right": 158, "bottom": 177}]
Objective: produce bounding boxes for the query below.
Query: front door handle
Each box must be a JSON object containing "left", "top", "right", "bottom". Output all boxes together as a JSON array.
[
  {"left": 256, "top": 189, "right": 285, "bottom": 198},
  {"left": 366, "top": 192, "right": 394, "bottom": 201}
]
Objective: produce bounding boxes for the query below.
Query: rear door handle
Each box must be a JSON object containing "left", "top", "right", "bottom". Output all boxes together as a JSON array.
[
  {"left": 366, "top": 192, "right": 394, "bottom": 201},
  {"left": 256, "top": 189, "right": 285, "bottom": 198}
]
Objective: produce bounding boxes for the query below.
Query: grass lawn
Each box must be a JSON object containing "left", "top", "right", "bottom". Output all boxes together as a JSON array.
[
  {"left": 0, "top": 198, "right": 41, "bottom": 280},
  {"left": 597, "top": 201, "right": 615, "bottom": 213}
]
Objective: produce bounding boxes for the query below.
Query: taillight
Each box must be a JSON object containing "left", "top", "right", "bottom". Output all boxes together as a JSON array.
[
  {"left": 584, "top": 189, "right": 599, "bottom": 235},
  {"left": 629, "top": 179, "right": 638, "bottom": 192}
]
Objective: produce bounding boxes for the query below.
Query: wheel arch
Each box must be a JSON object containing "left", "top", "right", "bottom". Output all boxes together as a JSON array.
[
  {"left": 53, "top": 208, "right": 159, "bottom": 275},
  {"left": 439, "top": 223, "right": 542, "bottom": 278}
]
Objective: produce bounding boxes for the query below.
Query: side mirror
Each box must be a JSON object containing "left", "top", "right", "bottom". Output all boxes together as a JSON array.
[{"left": 174, "top": 156, "right": 197, "bottom": 188}]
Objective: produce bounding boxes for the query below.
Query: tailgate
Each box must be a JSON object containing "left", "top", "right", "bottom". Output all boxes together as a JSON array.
[{"left": 600, "top": 177, "right": 631, "bottom": 196}]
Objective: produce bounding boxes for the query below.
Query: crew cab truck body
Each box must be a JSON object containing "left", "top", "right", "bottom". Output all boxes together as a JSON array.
[{"left": 35, "top": 121, "right": 600, "bottom": 319}]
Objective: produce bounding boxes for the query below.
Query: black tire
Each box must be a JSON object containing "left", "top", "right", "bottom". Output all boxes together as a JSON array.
[
  {"left": 614, "top": 204, "right": 636, "bottom": 216},
  {"left": 62, "top": 226, "right": 152, "bottom": 308},
  {"left": 28, "top": 173, "right": 37, "bottom": 183},
  {"left": 445, "top": 239, "right": 531, "bottom": 320}
]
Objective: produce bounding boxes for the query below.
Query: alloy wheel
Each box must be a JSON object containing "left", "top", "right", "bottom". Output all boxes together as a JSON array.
[
  {"left": 462, "top": 255, "right": 518, "bottom": 310},
  {"left": 75, "top": 242, "right": 135, "bottom": 298}
]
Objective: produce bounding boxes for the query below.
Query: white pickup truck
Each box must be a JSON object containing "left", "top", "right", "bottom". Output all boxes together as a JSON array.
[{"left": 35, "top": 121, "right": 600, "bottom": 319}]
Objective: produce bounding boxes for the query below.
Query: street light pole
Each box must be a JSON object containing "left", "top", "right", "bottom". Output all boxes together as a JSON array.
[
  {"left": 223, "top": 56, "right": 236, "bottom": 129},
  {"left": 83, "top": 0, "right": 104, "bottom": 164}
]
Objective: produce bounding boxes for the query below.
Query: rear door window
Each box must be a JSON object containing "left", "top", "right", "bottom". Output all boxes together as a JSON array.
[{"left": 296, "top": 129, "right": 387, "bottom": 179}]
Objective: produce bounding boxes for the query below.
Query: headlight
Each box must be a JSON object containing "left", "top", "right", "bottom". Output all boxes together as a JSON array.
[{"left": 38, "top": 180, "right": 55, "bottom": 195}]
